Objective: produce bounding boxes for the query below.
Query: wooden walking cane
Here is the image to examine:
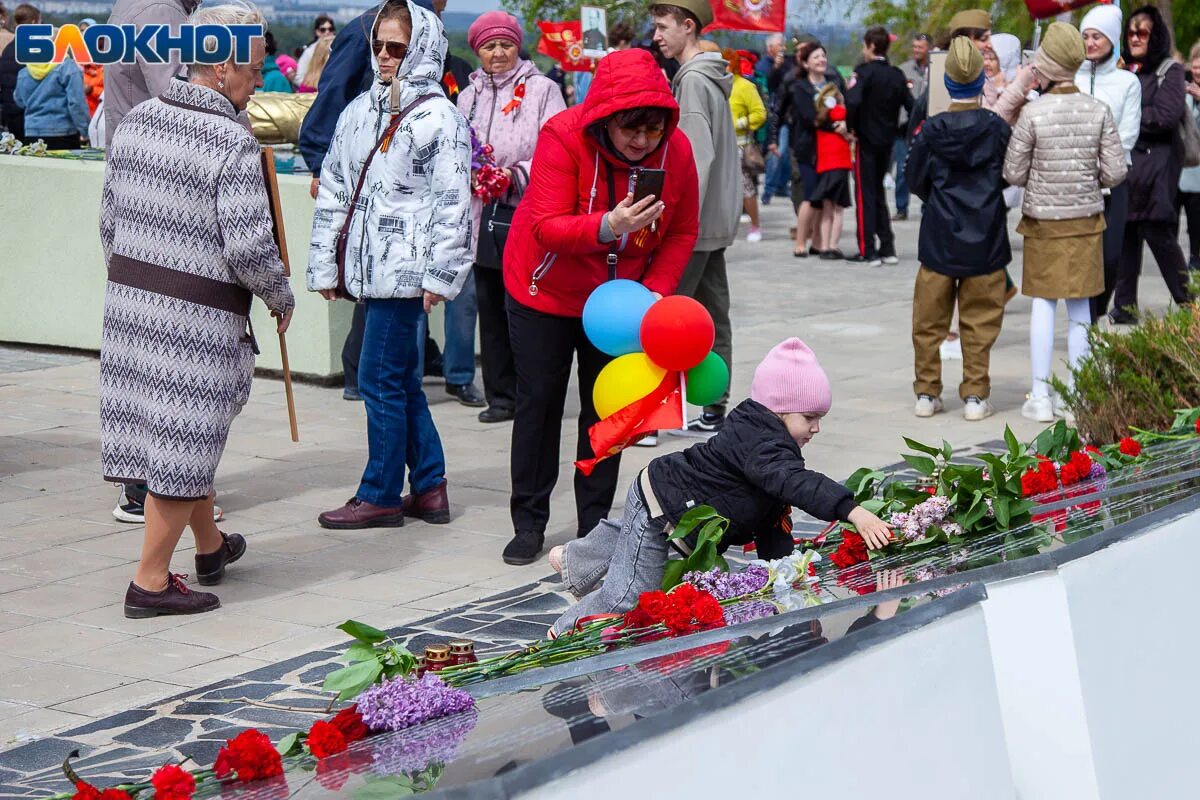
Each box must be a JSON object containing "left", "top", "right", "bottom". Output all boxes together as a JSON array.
[{"left": 261, "top": 146, "right": 300, "bottom": 442}]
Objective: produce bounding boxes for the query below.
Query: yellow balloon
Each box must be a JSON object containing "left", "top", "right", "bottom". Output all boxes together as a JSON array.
[{"left": 592, "top": 353, "right": 667, "bottom": 419}]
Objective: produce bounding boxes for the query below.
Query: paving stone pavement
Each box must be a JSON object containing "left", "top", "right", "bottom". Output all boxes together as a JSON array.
[{"left": 0, "top": 197, "right": 1176, "bottom": 785}]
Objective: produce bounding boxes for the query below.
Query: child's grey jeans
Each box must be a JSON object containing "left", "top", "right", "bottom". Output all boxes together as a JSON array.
[{"left": 551, "top": 482, "right": 670, "bottom": 636}]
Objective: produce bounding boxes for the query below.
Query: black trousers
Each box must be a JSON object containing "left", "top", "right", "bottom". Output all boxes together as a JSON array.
[
  {"left": 853, "top": 145, "right": 895, "bottom": 259},
  {"left": 341, "top": 302, "right": 367, "bottom": 390},
  {"left": 1176, "top": 190, "right": 1200, "bottom": 261},
  {"left": 1092, "top": 182, "right": 1129, "bottom": 321},
  {"left": 1114, "top": 218, "right": 1193, "bottom": 312},
  {"left": 40, "top": 133, "right": 81, "bottom": 150},
  {"left": 506, "top": 294, "right": 620, "bottom": 537},
  {"left": 474, "top": 266, "right": 516, "bottom": 411}
]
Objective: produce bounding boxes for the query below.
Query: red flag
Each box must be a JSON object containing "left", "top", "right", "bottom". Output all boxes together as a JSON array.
[
  {"left": 1023, "top": 0, "right": 1099, "bottom": 20},
  {"left": 576, "top": 372, "right": 684, "bottom": 476},
  {"left": 705, "top": 0, "right": 785, "bottom": 33},
  {"left": 537, "top": 20, "right": 596, "bottom": 73}
]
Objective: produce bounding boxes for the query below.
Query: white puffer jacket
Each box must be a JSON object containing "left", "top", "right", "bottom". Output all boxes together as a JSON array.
[
  {"left": 1003, "top": 87, "right": 1127, "bottom": 220},
  {"left": 1074, "top": 5, "right": 1141, "bottom": 164},
  {"left": 307, "top": 2, "right": 472, "bottom": 300}
]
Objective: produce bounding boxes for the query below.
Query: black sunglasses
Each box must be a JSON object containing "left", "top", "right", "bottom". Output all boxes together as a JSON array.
[
  {"left": 373, "top": 39, "right": 409, "bottom": 60},
  {"left": 317, "top": 24, "right": 335, "bottom": 32}
]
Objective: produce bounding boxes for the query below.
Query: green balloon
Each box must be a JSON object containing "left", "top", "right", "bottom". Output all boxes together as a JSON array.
[{"left": 686, "top": 352, "right": 729, "bottom": 407}]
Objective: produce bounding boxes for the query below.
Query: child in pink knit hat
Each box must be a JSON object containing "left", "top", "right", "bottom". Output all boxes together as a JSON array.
[{"left": 548, "top": 338, "right": 892, "bottom": 635}]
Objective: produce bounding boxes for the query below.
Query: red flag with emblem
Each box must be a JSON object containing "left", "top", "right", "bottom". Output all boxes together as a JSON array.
[
  {"left": 1023, "top": 0, "right": 1102, "bottom": 20},
  {"left": 705, "top": 0, "right": 785, "bottom": 33},
  {"left": 537, "top": 20, "right": 596, "bottom": 72},
  {"left": 576, "top": 372, "right": 684, "bottom": 476}
]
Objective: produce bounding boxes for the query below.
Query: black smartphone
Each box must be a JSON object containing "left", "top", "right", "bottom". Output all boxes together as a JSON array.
[{"left": 632, "top": 168, "right": 666, "bottom": 204}]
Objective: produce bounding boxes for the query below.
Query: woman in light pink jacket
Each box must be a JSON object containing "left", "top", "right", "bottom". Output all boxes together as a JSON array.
[{"left": 457, "top": 12, "right": 566, "bottom": 424}]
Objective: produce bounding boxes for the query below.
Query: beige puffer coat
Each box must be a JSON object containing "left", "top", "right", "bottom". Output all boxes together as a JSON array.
[{"left": 1003, "top": 85, "right": 1127, "bottom": 220}]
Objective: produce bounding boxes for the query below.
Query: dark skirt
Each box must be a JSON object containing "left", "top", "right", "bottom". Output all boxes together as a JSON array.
[{"left": 809, "top": 169, "right": 851, "bottom": 208}]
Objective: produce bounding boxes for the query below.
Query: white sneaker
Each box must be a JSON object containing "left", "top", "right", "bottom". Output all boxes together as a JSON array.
[
  {"left": 739, "top": 213, "right": 751, "bottom": 224},
  {"left": 939, "top": 337, "right": 962, "bottom": 360},
  {"left": 914, "top": 394, "right": 945, "bottom": 418},
  {"left": 963, "top": 396, "right": 993, "bottom": 421},
  {"left": 746, "top": 227, "right": 762, "bottom": 243},
  {"left": 1052, "top": 395, "right": 1075, "bottom": 423},
  {"left": 882, "top": 255, "right": 899, "bottom": 265},
  {"left": 634, "top": 432, "right": 659, "bottom": 447},
  {"left": 1021, "top": 395, "right": 1055, "bottom": 423}
]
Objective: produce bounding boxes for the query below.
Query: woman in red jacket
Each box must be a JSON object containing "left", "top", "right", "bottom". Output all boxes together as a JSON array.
[{"left": 500, "top": 48, "right": 700, "bottom": 565}]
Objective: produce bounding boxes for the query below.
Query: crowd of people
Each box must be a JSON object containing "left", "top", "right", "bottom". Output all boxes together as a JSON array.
[{"left": 3, "top": 0, "right": 1190, "bottom": 618}]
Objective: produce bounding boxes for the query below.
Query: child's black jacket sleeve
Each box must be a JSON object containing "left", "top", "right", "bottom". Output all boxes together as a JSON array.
[{"left": 743, "top": 439, "right": 857, "bottom": 523}]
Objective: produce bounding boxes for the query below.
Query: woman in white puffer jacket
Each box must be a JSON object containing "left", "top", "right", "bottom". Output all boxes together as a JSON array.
[{"left": 1074, "top": 3, "right": 1142, "bottom": 321}]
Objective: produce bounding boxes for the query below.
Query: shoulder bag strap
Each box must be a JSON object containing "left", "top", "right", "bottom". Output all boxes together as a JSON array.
[
  {"left": 335, "top": 93, "right": 439, "bottom": 298},
  {"left": 605, "top": 161, "right": 621, "bottom": 282}
]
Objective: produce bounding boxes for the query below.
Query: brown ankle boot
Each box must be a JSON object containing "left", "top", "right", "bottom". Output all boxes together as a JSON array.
[
  {"left": 401, "top": 480, "right": 450, "bottom": 524},
  {"left": 124, "top": 574, "right": 220, "bottom": 619},
  {"left": 318, "top": 497, "right": 405, "bottom": 529}
]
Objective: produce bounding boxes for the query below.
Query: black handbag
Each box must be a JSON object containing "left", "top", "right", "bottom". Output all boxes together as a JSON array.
[{"left": 474, "top": 165, "right": 526, "bottom": 269}]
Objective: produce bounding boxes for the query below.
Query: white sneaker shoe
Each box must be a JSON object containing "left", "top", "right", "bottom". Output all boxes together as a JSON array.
[
  {"left": 882, "top": 255, "right": 899, "bottom": 265},
  {"left": 746, "top": 227, "right": 762, "bottom": 243},
  {"left": 963, "top": 396, "right": 994, "bottom": 421},
  {"left": 1052, "top": 395, "right": 1075, "bottom": 423},
  {"left": 634, "top": 432, "right": 659, "bottom": 447},
  {"left": 939, "top": 337, "right": 962, "bottom": 361},
  {"left": 1022, "top": 395, "right": 1055, "bottom": 423},
  {"left": 914, "top": 394, "right": 945, "bottom": 418},
  {"left": 739, "top": 213, "right": 751, "bottom": 224}
]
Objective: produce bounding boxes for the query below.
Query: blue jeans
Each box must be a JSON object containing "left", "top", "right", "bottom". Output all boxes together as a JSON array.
[
  {"left": 763, "top": 125, "right": 792, "bottom": 200},
  {"left": 417, "top": 269, "right": 477, "bottom": 385},
  {"left": 893, "top": 136, "right": 909, "bottom": 215},
  {"left": 357, "top": 298, "right": 446, "bottom": 507}
]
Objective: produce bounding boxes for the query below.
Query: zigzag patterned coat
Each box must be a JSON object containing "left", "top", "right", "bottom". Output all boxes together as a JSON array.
[{"left": 99, "top": 79, "right": 295, "bottom": 500}]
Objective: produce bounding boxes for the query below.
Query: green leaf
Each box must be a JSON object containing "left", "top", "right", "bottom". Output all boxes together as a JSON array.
[
  {"left": 323, "top": 658, "right": 384, "bottom": 701},
  {"left": 993, "top": 496, "right": 1010, "bottom": 528},
  {"left": 902, "top": 436, "right": 942, "bottom": 457},
  {"left": 714, "top": 553, "right": 731, "bottom": 572},
  {"left": 1004, "top": 426, "right": 1021, "bottom": 459},
  {"left": 337, "top": 619, "right": 388, "bottom": 645},
  {"left": 941, "top": 439, "right": 954, "bottom": 462},
  {"left": 661, "top": 559, "right": 687, "bottom": 591},
  {"left": 343, "top": 642, "right": 379, "bottom": 663},
  {"left": 356, "top": 777, "right": 418, "bottom": 799},
  {"left": 276, "top": 732, "right": 301, "bottom": 757},
  {"left": 902, "top": 454, "right": 937, "bottom": 476}
]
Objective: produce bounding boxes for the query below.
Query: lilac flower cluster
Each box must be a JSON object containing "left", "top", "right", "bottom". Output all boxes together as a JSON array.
[
  {"left": 682, "top": 565, "right": 770, "bottom": 600},
  {"left": 1088, "top": 460, "right": 1106, "bottom": 480},
  {"left": 889, "top": 495, "right": 953, "bottom": 542},
  {"left": 370, "top": 708, "right": 479, "bottom": 775},
  {"left": 723, "top": 601, "right": 777, "bottom": 626},
  {"left": 356, "top": 673, "right": 475, "bottom": 734}
]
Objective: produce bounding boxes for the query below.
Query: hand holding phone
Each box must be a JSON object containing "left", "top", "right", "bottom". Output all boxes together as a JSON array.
[{"left": 632, "top": 168, "right": 666, "bottom": 204}]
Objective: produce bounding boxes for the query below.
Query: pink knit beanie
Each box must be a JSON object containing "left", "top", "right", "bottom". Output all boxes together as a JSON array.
[
  {"left": 750, "top": 338, "right": 832, "bottom": 415},
  {"left": 468, "top": 11, "right": 523, "bottom": 52}
]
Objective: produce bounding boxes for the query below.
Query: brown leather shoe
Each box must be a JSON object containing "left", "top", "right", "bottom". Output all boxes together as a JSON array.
[
  {"left": 400, "top": 480, "right": 450, "bottom": 524},
  {"left": 124, "top": 574, "right": 220, "bottom": 619},
  {"left": 195, "top": 532, "right": 246, "bottom": 586},
  {"left": 318, "top": 497, "right": 405, "bottom": 529}
]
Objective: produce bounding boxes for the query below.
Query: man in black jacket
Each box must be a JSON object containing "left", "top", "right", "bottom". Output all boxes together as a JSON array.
[
  {"left": 845, "top": 26, "right": 912, "bottom": 266},
  {"left": 905, "top": 38, "right": 1009, "bottom": 422}
]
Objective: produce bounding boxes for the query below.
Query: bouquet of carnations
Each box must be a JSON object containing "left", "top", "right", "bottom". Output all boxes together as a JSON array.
[{"left": 469, "top": 126, "right": 511, "bottom": 201}]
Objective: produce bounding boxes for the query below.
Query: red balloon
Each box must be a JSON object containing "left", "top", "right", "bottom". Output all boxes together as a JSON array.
[{"left": 639, "top": 296, "right": 715, "bottom": 371}]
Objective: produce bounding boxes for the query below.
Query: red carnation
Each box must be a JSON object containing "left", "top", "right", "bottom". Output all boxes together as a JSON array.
[
  {"left": 314, "top": 749, "right": 373, "bottom": 792},
  {"left": 99, "top": 792, "right": 131, "bottom": 800},
  {"left": 150, "top": 765, "right": 195, "bottom": 800},
  {"left": 1118, "top": 437, "right": 1142, "bottom": 457},
  {"left": 306, "top": 720, "right": 348, "bottom": 759},
  {"left": 1195, "top": 418, "right": 1200, "bottom": 435},
  {"left": 329, "top": 705, "right": 369, "bottom": 743},
  {"left": 214, "top": 729, "right": 283, "bottom": 783},
  {"left": 829, "top": 530, "right": 869, "bottom": 567},
  {"left": 73, "top": 783, "right": 101, "bottom": 800}
]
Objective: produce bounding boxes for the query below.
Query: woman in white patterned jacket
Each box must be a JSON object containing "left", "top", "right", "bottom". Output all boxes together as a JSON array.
[
  {"left": 307, "top": 0, "right": 472, "bottom": 531},
  {"left": 100, "top": 3, "right": 294, "bottom": 619}
]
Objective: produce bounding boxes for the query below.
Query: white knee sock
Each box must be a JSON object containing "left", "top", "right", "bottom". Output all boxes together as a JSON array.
[
  {"left": 1030, "top": 297, "right": 1057, "bottom": 398},
  {"left": 1065, "top": 298, "right": 1091, "bottom": 376}
]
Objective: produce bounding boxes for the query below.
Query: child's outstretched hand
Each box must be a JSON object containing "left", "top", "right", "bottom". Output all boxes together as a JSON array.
[{"left": 847, "top": 506, "right": 893, "bottom": 551}]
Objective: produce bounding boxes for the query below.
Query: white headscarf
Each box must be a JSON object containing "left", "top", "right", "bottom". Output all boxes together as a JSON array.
[{"left": 991, "top": 33, "right": 1021, "bottom": 83}]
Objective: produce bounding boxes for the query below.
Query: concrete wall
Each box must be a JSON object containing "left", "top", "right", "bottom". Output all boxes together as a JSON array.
[
  {"left": 522, "top": 606, "right": 1017, "bottom": 800},
  {"left": 0, "top": 156, "right": 379, "bottom": 379}
]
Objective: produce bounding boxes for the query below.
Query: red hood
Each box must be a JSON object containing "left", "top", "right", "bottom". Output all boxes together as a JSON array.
[{"left": 577, "top": 49, "right": 680, "bottom": 164}]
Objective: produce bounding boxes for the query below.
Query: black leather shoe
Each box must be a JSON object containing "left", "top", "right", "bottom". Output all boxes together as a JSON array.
[
  {"left": 195, "top": 532, "right": 246, "bottom": 586},
  {"left": 1108, "top": 309, "right": 1138, "bottom": 325},
  {"left": 125, "top": 574, "right": 220, "bottom": 618},
  {"left": 478, "top": 405, "right": 515, "bottom": 423},
  {"left": 502, "top": 530, "right": 545, "bottom": 565},
  {"left": 447, "top": 383, "right": 486, "bottom": 407}
]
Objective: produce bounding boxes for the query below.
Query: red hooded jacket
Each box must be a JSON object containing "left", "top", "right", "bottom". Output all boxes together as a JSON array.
[{"left": 503, "top": 49, "right": 700, "bottom": 318}]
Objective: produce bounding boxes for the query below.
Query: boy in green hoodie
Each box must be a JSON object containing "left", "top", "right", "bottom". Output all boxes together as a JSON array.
[{"left": 651, "top": 0, "right": 741, "bottom": 433}]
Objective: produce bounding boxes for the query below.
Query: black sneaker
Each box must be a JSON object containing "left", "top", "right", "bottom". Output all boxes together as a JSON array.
[
  {"left": 478, "top": 405, "right": 515, "bottom": 423},
  {"left": 1108, "top": 309, "right": 1138, "bottom": 325},
  {"left": 113, "top": 486, "right": 224, "bottom": 524},
  {"left": 502, "top": 530, "right": 545, "bottom": 565},
  {"left": 686, "top": 411, "right": 725, "bottom": 433},
  {"left": 447, "top": 383, "right": 486, "bottom": 407},
  {"left": 343, "top": 386, "right": 362, "bottom": 401}
]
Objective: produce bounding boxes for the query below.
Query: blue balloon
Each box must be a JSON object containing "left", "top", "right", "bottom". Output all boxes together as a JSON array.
[{"left": 583, "top": 280, "right": 657, "bottom": 357}]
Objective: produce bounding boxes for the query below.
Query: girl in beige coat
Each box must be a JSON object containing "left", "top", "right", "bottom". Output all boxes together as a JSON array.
[{"left": 1003, "top": 22, "right": 1126, "bottom": 423}]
